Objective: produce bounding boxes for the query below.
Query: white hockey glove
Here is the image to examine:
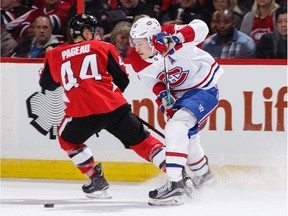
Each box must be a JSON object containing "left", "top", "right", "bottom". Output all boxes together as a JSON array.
[
  {"left": 161, "top": 94, "right": 176, "bottom": 109},
  {"left": 156, "top": 91, "right": 177, "bottom": 120},
  {"left": 157, "top": 90, "right": 176, "bottom": 110}
]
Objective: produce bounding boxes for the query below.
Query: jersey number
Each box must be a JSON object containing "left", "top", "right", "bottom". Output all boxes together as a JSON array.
[{"left": 61, "top": 54, "right": 102, "bottom": 91}]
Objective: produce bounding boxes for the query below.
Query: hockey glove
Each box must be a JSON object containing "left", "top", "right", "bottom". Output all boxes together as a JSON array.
[
  {"left": 161, "top": 94, "right": 176, "bottom": 109},
  {"left": 156, "top": 98, "right": 177, "bottom": 120},
  {"left": 157, "top": 90, "right": 176, "bottom": 110},
  {"left": 152, "top": 32, "right": 184, "bottom": 55}
]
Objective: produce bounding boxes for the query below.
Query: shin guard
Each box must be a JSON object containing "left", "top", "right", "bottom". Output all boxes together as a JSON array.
[{"left": 130, "top": 135, "right": 165, "bottom": 170}]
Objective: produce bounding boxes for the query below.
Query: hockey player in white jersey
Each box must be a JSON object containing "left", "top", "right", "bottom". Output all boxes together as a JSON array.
[{"left": 130, "top": 17, "right": 224, "bottom": 206}]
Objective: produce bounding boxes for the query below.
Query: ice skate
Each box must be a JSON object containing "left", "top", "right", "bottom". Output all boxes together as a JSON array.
[
  {"left": 192, "top": 168, "right": 214, "bottom": 190},
  {"left": 82, "top": 163, "right": 112, "bottom": 199},
  {"left": 182, "top": 168, "right": 199, "bottom": 198},
  {"left": 148, "top": 180, "right": 184, "bottom": 206}
]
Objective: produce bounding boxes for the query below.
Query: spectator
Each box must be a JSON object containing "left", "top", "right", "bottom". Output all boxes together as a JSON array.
[
  {"left": 161, "top": 0, "right": 213, "bottom": 26},
  {"left": 159, "top": 0, "right": 177, "bottom": 11},
  {"left": 109, "top": 21, "right": 132, "bottom": 58},
  {"left": 108, "top": 0, "right": 157, "bottom": 25},
  {"left": 210, "top": 10, "right": 219, "bottom": 35},
  {"left": 148, "top": 0, "right": 164, "bottom": 19},
  {"left": 213, "top": 0, "right": 239, "bottom": 10},
  {"left": 101, "top": 0, "right": 119, "bottom": 9},
  {"left": 213, "top": 0, "right": 243, "bottom": 29},
  {"left": 256, "top": 4, "right": 287, "bottom": 59},
  {"left": 32, "top": 0, "right": 76, "bottom": 9},
  {"left": 65, "top": 0, "right": 111, "bottom": 41},
  {"left": 93, "top": 25, "right": 106, "bottom": 41},
  {"left": 11, "top": 15, "right": 60, "bottom": 57},
  {"left": 237, "top": 0, "right": 254, "bottom": 15},
  {"left": 1, "top": 0, "right": 32, "bottom": 41},
  {"left": 240, "top": 0, "right": 278, "bottom": 44},
  {"left": 197, "top": 10, "right": 219, "bottom": 48},
  {"left": 113, "top": 0, "right": 167, "bottom": 12},
  {"left": 0, "top": 26, "right": 17, "bottom": 57},
  {"left": 202, "top": 9, "right": 256, "bottom": 58},
  {"left": 17, "top": 0, "right": 71, "bottom": 42}
]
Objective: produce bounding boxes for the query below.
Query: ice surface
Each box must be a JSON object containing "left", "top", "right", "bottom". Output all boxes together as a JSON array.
[{"left": 1, "top": 170, "right": 287, "bottom": 216}]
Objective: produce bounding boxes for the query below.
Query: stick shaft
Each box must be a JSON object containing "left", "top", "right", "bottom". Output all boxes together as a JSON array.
[
  {"left": 163, "top": 56, "right": 171, "bottom": 105},
  {"left": 137, "top": 116, "right": 165, "bottom": 138}
]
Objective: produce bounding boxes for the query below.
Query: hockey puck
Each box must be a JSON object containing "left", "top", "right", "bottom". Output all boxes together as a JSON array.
[{"left": 44, "top": 203, "right": 54, "bottom": 208}]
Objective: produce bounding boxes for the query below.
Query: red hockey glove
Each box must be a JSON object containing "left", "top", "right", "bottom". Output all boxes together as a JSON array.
[
  {"left": 152, "top": 32, "right": 183, "bottom": 55},
  {"left": 152, "top": 32, "right": 169, "bottom": 53}
]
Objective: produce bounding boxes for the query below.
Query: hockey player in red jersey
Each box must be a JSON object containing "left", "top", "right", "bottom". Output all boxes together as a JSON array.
[
  {"left": 130, "top": 17, "right": 224, "bottom": 205},
  {"left": 39, "top": 14, "right": 170, "bottom": 199}
]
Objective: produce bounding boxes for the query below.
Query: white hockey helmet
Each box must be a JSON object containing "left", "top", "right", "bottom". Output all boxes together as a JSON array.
[{"left": 130, "top": 17, "right": 161, "bottom": 44}]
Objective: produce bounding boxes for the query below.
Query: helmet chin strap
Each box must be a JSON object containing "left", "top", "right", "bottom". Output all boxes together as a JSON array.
[
  {"left": 149, "top": 46, "right": 155, "bottom": 57},
  {"left": 149, "top": 44, "right": 158, "bottom": 58}
]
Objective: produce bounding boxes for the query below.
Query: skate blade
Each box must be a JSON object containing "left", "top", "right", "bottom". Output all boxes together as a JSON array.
[
  {"left": 184, "top": 179, "right": 199, "bottom": 199},
  {"left": 205, "top": 178, "right": 215, "bottom": 188},
  {"left": 148, "top": 195, "right": 184, "bottom": 206},
  {"left": 85, "top": 189, "right": 112, "bottom": 199},
  {"left": 199, "top": 178, "right": 215, "bottom": 190}
]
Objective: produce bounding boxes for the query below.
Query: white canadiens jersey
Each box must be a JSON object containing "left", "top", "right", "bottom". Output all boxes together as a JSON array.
[{"left": 131, "top": 20, "right": 224, "bottom": 99}]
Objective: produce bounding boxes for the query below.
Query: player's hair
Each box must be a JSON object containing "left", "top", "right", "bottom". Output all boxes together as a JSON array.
[{"left": 252, "top": 0, "right": 278, "bottom": 17}]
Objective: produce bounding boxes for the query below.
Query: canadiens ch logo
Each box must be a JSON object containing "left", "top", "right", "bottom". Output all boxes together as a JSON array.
[
  {"left": 26, "top": 86, "right": 65, "bottom": 139},
  {"left": 158, "top": 66, "right": 189, "bottom": 87}
]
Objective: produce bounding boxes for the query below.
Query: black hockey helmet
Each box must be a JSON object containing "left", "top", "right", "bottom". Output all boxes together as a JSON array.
[{"left": 69, "top": 13, "right": 102, "bottom": 39}]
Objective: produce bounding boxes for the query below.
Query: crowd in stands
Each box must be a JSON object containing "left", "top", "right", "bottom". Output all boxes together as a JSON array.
[{"left": 1, "top": 0, "right": 287, "bottom": 59}]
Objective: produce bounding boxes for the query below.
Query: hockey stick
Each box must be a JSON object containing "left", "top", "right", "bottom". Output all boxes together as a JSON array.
[
  {"left": 137, "top": 116, "right": 165, "bottom": 139},
  {"left": 162, "top": 37, "right": 177, "bottom": 106},
  {"left": 163, "top": 55, "right": 172, "bottom": 106}
]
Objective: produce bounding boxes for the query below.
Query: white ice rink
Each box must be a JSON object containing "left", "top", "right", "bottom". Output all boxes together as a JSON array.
[{"left": 1, "top": 169, "right": 287, "bottom": 216}]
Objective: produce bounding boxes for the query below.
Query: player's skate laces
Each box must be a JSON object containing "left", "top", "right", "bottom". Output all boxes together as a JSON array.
[
  {"left": 182, "top": 168, "right": 198, "bottom": 198},
  {"left": 192, "top": 168, "right": 214, "bottom": 190},
  {"left": 82, "top": 163, "right": 112, "bottom": 199},
  {"left": 148, "top": 180, "right": 184, "bottom": 206}
]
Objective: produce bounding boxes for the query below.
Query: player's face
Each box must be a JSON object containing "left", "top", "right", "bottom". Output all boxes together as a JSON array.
[{"left": 132, "top": 38, "right": 153, "bottom": 60}]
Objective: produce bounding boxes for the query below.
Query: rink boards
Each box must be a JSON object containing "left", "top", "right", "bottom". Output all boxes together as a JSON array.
[{"left": 0, "top": 58, "right": 287, "bottom": 181}]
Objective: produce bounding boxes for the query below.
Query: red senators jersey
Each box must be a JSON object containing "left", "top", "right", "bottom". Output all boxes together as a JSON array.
[{"left": 40, "top": 40, "right": 129, "bottom": 117}]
